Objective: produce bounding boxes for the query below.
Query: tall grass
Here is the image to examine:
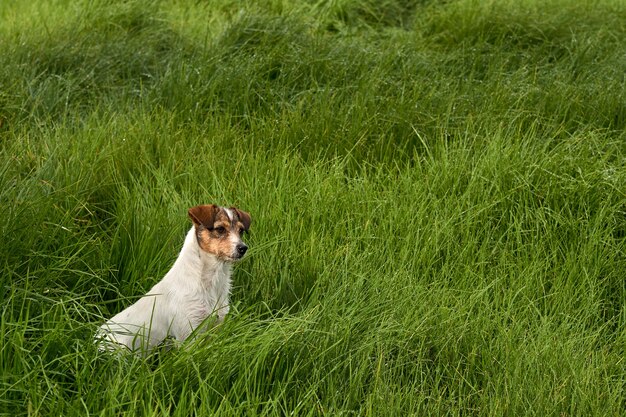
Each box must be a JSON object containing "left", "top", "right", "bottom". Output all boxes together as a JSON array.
[{"left": 1, "top": 0, "right": 625, "bottom": 415}]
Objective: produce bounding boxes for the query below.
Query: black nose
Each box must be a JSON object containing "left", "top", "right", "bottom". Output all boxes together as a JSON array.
[{"left": 236, "top": 244, "right": 248, "bottom": 257}]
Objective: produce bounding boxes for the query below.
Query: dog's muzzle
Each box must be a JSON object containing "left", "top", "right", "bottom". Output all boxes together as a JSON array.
[{"left": 235, "top": 243, "right": 248, "bottom": 258}]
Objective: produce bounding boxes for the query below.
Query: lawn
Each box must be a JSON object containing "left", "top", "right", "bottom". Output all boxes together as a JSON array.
[{"left": 1, "top": 0, "right": 625, "bottom": 415}]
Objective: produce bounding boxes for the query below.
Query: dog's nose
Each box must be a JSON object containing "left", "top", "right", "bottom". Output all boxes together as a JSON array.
[{"left": 236, "top": 244, "right": 248, "bottom": 257}]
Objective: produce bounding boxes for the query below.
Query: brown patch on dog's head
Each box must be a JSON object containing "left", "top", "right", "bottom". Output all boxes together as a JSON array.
[
  {"left": 230, "top": 207, "right": 251, "bottom": 233},
  {"left": 188, "top": 204, "right": 251, "bottom": 261},
  {"left": 188, "top": 204, "right": 220, "bottom": 229}
]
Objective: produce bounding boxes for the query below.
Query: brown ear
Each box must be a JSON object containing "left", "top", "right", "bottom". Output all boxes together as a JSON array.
[
  {"left": 188, "top": 204, "right": 219, "bottom": 229},
  {"left": 230, "top": 207, "right": 251, "bottom": 231}
]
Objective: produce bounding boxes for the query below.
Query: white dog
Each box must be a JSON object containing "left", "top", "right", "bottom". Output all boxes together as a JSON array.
[{"left": 95, "top": 204, "right": 251, "bottom": 354}]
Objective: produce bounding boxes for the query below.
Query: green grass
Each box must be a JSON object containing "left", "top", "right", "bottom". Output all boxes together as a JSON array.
[{"left": 1, "top": 0, "right": 625, "bottom": 415}]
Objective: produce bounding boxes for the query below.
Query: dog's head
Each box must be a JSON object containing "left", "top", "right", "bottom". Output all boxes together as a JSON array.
[{"left": 188, "top": 204, "right": 251, "bottom": 262}]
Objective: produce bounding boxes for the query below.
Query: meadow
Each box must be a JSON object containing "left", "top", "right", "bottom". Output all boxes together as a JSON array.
[{"left": 1, "top": 0, "right": 625, "bottom": 415}]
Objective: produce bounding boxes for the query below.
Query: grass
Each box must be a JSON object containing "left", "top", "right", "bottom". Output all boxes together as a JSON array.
[{"left": 1, "top": 0, "right": 625, "bottom": 415}]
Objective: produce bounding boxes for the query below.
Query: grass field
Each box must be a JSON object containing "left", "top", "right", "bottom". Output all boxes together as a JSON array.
[{"left": 1, "top": 0, "right": 625, "bottom": 415}]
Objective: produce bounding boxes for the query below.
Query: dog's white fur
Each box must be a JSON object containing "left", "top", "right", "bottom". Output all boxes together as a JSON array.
[{"left": 95, "top": 205, "right": 249, "bottom": 354}]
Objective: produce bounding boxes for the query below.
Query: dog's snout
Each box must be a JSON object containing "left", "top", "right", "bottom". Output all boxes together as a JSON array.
[{"left": 236, "top": 243, "right": 248, "bottom": 257}]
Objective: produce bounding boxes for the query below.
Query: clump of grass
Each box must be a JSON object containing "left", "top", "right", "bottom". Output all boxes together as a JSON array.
[{"left": 0, "top": 0, "right": 187, "bottom": 123}]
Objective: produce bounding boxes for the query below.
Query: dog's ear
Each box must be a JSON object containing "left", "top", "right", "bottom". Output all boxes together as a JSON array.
[
  {"left": 188, "top": 204, "right": 219, "bottom": 229},
  {"left": 230, "top": 207, "right": 251, "bottom": 231}
]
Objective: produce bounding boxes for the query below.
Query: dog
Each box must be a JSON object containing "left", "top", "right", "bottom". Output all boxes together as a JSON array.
[{"left": 95, "top": 204, "right": 251, "bottom": 354}]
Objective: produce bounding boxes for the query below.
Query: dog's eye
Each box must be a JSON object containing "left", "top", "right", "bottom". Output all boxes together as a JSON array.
[
  {"left": 239, "top": 228, "right": 246, "bottom": 235},
  {"left": 215, "top": 226, "right": 226, "bottom": 234}
]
